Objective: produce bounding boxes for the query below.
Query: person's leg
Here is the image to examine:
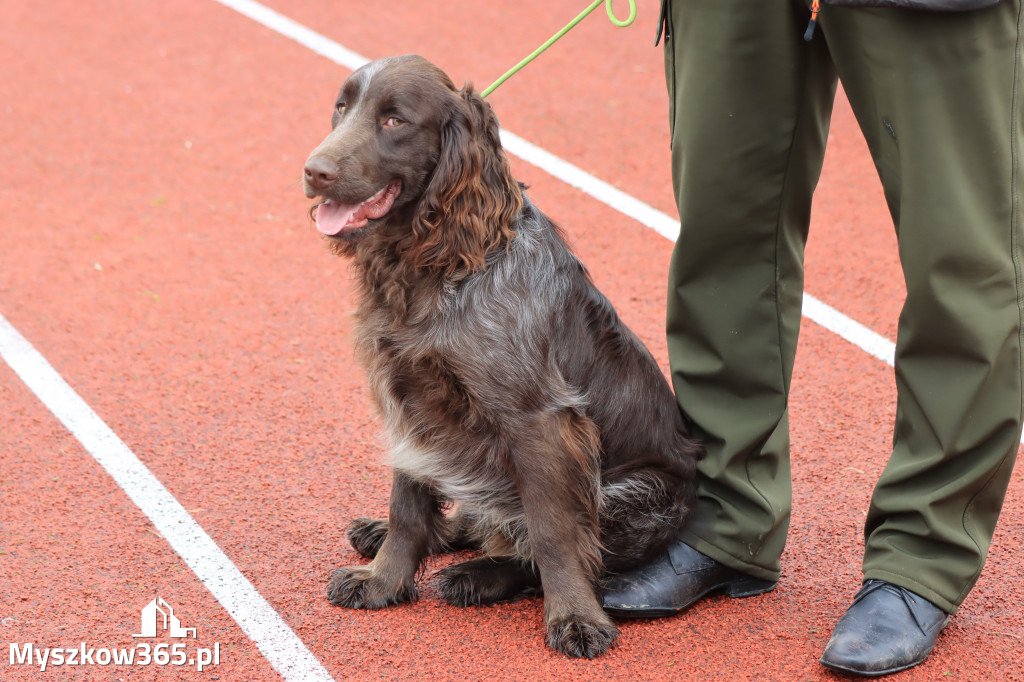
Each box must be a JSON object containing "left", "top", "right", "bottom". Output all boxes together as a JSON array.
[
  {"left": 817, "top": 1, "right": 1024, "bottom": 674},
  {"left": 823, "top": 0, "right": 1024, "bottom": 616},
  {"left": 664, "top": 0, "right": 837, "bottom": 581}
]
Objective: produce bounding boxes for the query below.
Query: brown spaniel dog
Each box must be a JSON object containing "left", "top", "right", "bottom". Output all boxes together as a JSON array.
[{"left": 303, "top": 55, "right": 701, "bottom": 659}]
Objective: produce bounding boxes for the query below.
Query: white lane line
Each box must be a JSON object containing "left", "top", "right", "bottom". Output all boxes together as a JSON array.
[
  {"left": 800, "top": 296, "right": 895, "bottom": 366},
  {"left": 0, "top": 314, "right": 335, "bottom": 682},
  {"left": 498, "top": 131, "right": 682, "bottom": 242},
  {"left": 215, "top": 0, "right": 369, "bottom": 70}
]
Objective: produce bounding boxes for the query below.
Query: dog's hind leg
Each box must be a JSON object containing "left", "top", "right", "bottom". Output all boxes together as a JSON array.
[
  {"left": 328, "top": 471, "right": 446, "bottom": 608},
  {"left": 598, "top": 462, "right": 695, "bottom": 573},
  {"left": 437, "top": 556, "right": 541, "bottom": 606},
  {"left": 346, "top": 517, "right": 390, "bottom": 559}
]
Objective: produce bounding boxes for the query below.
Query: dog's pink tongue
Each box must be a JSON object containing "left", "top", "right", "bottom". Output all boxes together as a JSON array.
[{"left": 315, "top": 201, "right": 359, "bottom": 236}]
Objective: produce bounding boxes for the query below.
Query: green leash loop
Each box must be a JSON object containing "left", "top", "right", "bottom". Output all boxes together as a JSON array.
[{"left": 480, "top": 0, "right": 637, "bottom": 99}]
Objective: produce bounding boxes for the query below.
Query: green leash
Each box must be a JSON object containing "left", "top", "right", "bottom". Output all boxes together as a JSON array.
[{"left": 480, "top": 0, "right": 638, "bottom": 98}]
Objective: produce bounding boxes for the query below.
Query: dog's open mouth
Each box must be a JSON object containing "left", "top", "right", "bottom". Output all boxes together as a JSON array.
[{"left": 314, "top": 180, "right": 402, "bottom": 236}]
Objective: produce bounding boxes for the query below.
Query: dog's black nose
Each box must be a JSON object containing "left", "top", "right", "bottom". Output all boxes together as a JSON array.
[{"left": 304, "top": 157, "right": 340, "bottom": 190}]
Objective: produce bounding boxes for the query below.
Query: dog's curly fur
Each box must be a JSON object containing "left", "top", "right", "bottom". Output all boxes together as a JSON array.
[{"left": 303, "top": 55, "right": 703, "bottom": 659}]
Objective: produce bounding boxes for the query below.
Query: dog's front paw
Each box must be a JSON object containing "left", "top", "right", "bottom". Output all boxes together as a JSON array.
[
  {"left": 346, "top": 517, "right": 389, "bottom": 558},
  {"left": 326, "top": 565, "right": 416, "bottom": 609},
  {"left": 546, "top": 615, "right": 618, "bottom": 659}
]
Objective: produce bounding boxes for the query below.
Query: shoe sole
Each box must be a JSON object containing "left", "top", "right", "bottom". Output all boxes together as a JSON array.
[{"left": 819, "top": 656, "right": 927, "bottom": 678}]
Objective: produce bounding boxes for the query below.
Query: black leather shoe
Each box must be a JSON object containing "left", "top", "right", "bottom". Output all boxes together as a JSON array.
[
  {"left": 820, "top": 580, "right": 950, "bottom": 677},
  {"left": 601, "top": 539, "right": 776, "bottom": 618}
]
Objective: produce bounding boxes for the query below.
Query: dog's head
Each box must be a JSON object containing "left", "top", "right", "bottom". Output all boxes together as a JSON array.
[{"left": 303, "top": 55, "right": 522, "bottom": 275}]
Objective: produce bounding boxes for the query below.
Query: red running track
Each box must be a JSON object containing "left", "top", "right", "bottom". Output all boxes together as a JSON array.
[{"left": 1, "top": 0, "right": 1022, "bottom": 679}]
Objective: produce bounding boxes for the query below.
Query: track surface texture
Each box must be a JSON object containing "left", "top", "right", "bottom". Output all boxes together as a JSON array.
[{"left": 2, "top": 1, "right": 1022, "bottom": 680}]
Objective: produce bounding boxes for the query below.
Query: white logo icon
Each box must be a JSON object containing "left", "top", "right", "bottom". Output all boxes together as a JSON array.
[{"left": 132, "top": 597, "right": 196, "bottom": 639}]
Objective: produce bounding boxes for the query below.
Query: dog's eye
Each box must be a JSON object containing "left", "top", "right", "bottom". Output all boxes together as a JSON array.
[
  {"left": 384, "top": 116, "right": 405, "bottom": 128},
  {"left": 336, "top": 103, "right": 347, "bottom": 116}
]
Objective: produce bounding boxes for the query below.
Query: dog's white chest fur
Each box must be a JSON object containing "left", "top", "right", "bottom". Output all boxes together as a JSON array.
[{"left": 386, "top": 434, "right": 515, "bottom": 506}]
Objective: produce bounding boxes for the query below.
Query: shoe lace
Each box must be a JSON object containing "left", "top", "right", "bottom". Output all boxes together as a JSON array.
[{"left": 852, "top": 580, "right": 931, "bottom": 635}]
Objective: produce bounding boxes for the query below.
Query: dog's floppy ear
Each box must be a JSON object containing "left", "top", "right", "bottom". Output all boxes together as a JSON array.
[{"left": 410, "top": 84, "right": 523, "bottom": 277}]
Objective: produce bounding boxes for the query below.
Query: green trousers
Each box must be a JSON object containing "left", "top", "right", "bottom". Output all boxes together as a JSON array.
[{"left": 663, "top": 0, "right": 1024, "bottom": 614}]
